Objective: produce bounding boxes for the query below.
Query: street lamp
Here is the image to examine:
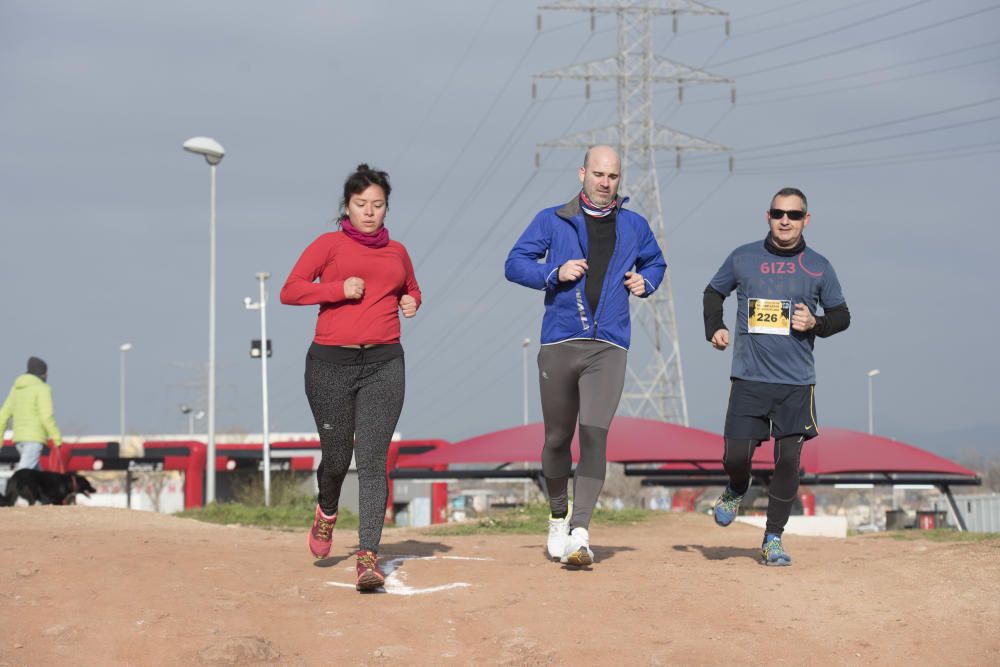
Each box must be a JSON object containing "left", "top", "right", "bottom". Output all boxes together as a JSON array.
[
  {"left": 119, "top": 343, "right": 132, "bottom": 450},
  {"left": 183, "top": 136, "right": 225, "bottom": 504},
  {"left": 522, "top": 338, "right": 531, "bottom": 425},
  {"left": 245, "top": 272, "right": 272, "bottom": 506},
  {"left": 867, "top": 369, "right": 881, "bottom": 435},
  {"left": 179, "top": 404, "right": 206, "bottom": 435},
  {"left": 521, "top": 337, "right": 532, "bottom": 504}
]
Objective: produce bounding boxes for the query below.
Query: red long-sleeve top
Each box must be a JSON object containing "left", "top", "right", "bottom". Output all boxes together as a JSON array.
[{"left": 280, "top": 232, "right": 422, "bottom": 346}]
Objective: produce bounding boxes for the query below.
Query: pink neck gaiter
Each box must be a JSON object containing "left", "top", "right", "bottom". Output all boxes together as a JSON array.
[{"left": 340, "top": 216, "right": 389, "bottom": 248}]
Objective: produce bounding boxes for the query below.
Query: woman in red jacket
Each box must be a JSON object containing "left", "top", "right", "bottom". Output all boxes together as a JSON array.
[{"left": 281, "top": 164, "right": 421, "bottom": 591}]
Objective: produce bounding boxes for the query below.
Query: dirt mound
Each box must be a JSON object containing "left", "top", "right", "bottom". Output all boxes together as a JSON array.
[{"left": 1, "top": 506, "right": 997, "bottom": 665}]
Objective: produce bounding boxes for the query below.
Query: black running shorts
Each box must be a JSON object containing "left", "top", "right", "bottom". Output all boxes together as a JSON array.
[{"left": 724, "top": 378, "right": 819, "bottom": 441}]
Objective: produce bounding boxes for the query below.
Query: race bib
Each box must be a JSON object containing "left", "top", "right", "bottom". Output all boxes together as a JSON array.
[{"left": 748, "top": 298, "right": 791, "bottom": 335}]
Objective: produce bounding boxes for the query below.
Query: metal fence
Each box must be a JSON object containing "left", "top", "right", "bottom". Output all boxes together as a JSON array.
[{"left": 934, "top": 494, "right": 1000, "bottom": 533}]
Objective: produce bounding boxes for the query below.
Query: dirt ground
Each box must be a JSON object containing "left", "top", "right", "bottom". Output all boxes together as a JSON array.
[{"left": 1, "top": 507, "right": 998, "bottom": 666}]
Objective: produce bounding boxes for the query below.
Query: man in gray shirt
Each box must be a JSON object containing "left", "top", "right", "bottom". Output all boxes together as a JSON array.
[{"left": 703, "top": 187, "right": 850, "bottom": 566}]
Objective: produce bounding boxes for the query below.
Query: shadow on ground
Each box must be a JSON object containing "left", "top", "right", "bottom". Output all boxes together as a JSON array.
[
  {"left": 312, "top": 554, "right": 353, "bottom": 568},
  {"left": 312, "top": 540, "right": 455, "bottom": 568},
  {"left": 378, "top": 539, "right": 456, "bottom": 558},
  {"left": 520, "top": 543, "right": 637, "bottom": 564},
  {"left": 673, "top": 544, "right": 761, "bottom": 562}
]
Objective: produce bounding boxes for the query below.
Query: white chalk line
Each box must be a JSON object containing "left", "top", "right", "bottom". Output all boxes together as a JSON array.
[{"left": 325, "top": 554, "right": 493, "bottom": 596}]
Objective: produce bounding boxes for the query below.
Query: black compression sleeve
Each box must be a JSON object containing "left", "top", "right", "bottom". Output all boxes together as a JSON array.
[
  {"left": 813, "top": 301, "right": 850, "bottom": 338},
  {"left": 703, "top": 285, "right": 727, "bottom": 341}
]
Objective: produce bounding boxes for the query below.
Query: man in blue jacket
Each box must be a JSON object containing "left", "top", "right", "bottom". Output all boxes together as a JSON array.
[{"left": 505, "top": 145, "right": 666, "bottom": 567}]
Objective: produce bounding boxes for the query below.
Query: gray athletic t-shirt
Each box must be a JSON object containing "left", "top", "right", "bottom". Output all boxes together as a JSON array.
[{"left": 709, "top": 240, "right": 845, "bottom": 385}]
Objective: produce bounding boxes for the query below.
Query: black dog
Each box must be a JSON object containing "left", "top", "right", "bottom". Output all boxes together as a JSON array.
[{"left": 1, "top": 469, "right": 97, "bottom": 506}]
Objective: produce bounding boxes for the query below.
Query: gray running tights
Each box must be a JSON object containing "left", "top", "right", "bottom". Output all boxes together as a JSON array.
[{"left": 538, "top": 340, "right": 627, "bottom": 531}]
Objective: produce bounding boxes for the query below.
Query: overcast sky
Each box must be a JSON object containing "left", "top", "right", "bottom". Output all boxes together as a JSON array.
[{"left": 2, "top": 0, "right": 998, "bottom": 457}]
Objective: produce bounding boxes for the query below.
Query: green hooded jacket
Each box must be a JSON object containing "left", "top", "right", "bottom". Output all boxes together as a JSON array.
[{"left": 0, "top": 373, "right": 62, "bottom": 446}]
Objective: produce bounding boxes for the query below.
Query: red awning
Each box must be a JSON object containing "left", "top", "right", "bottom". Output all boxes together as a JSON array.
[
  {"left": 655, "top": 429, "right": 976, "bottom": 477},
  {"left": 398, "top": 420, "right": 977, "bottom": 479},
  {"left": 398, "top": 417, "right": 722, "bottom": 467},
  {"left": 800, "top": 429, "right": 976, "bottom": 476}
]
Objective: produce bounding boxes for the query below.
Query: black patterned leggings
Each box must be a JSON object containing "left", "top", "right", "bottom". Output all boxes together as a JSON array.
[
  {"left": 723, "top": 436, "right": 804, "bottom": 536},
  {"left": 305, "top": 352, "right": 405, "bottom": 553}
]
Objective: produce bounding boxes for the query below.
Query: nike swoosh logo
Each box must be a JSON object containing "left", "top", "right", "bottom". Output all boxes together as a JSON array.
[{"left": 804, "top": 425, "right": 814, "bottom": 430}]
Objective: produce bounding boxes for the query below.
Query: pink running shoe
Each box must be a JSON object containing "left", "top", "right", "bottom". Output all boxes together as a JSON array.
[
  {"left": 355, "top": 550, "right": 385, "bottom": 591},
  {"left": 308, "top": 504, "right": 337, "bottom": 559}
]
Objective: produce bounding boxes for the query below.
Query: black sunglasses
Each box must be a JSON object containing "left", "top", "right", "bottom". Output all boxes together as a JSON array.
[{"left": 768, "top": 208, "right": 806, "bottom": 221}]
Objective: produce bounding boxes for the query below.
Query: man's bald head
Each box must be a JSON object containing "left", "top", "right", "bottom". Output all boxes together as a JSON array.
[
  {"left": 579, "top": 145, "right": 622, "bottom": 207},
  {"left": 583, "top": 144, "right": 620, "bottom": 170}
]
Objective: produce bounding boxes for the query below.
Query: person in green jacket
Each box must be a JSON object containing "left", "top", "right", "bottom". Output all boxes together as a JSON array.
[{"left": 0, "top": 357, "right": 62, "bottom": 470}]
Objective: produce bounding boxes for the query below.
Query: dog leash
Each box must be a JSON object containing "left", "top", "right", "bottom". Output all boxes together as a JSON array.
[{"left": 59, "top": 475, "right": 78, "bottom": 505}]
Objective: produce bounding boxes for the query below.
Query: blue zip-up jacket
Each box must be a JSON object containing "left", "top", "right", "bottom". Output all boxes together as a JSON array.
[{"left": 505, "top": 196, "right": 667, "bottom": 350}]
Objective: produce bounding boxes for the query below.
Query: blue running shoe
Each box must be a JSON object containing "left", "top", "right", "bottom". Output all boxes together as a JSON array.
[
  {"left": 712, "top": 482, "right": 748, "bottom": 527},
  {"left": 761, "top": 533, "right": 792, "bottom": 566}
]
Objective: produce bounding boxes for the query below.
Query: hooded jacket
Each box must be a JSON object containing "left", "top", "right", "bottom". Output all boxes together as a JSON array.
[
  {"left": 505, "top": 196, "right": 667, "bottom": 350},
  {"left": 0, "top": 373, "right": 62, "bottom": 446}
]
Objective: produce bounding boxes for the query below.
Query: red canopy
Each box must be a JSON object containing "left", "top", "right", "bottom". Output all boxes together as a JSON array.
[
  {"left": 399, "top": 417, "right": 721, "bottom": 467},
  {"left": 651, "top": 429, "right": 976, "bottom": 477},
  {"left": 398, "top": 420, "right": 977, "bottom": 479},
  {"left": 801, "top": 428, "right": 975, "bottom": 476}
]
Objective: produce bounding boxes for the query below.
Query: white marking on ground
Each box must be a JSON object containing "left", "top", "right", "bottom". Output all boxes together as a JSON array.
[{"left": 325, "top": 555, "right": 493, "bottom": 595}]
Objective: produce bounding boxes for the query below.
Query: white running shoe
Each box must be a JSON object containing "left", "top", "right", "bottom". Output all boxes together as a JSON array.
[
  {"left": 547, "top": 516, "right": 570, "bottom": 560},
  {"left": 561, "top": 526, "right": 594, "bottom": 566}
]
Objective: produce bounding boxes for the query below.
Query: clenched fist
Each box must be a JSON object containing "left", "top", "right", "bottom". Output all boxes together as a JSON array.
[
  {"left": 624, "top": 271, "right": 646, "bottom": 296},
  {"left": 711, "top": 328, "right": 729, "bottom": 351},
  {"left": 343, "top": 276, "right": 365, "bottom": 300},
  {"left": 559, "top": 259, "right": 588, "bottom": 282},
  {"left": 399, "top": 294, "right": 417, "bottom": 318},
  {"left": 791, "top": 303, "right": 816, "bottom": 332}
]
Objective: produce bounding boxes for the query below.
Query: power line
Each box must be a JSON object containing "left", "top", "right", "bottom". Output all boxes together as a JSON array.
[
  {"left": 410, "top": 27, "right": 602, "bottom": 273},
  {"left": 571, "top": 37, "right": 1000, "bottom": 108},
  {"left": 403, "top": 168, "right": 543, "bottom": 343},
  {"left": 686, "top": 96, "right": 1000, "bottom": 159},
  {"left": 676, "top": 0, "right": 815, "bottom": 37},
  {"left": 407, "top": 301, "right": 539, "bottom": 405},
  {"left": 407, "top": 59, "right": 610, "bottom": 347},
  {"left": 404, "top": 162, "right": 570, "bottom": 359},
  {"left": 733, "top": 113, "right": 1000, "bottom": 163},
  {"left": 729, "top": 4, "right": 1000, "bottom": 78},
  {"left": 395, "top": 31, "right": 541, "bottom": 239},
  {"left": 672, "top": 138, "right": 1000, "bottom": 171},
  {"left": 748, "top": 140, "right": 1000, "bottom": 169},
  {"left": 410, "top": 99, "right": 539, "bottom": 274},
  {"left": 724, "top": 0, "right": 889, "bottom": 40},
  {"left": 411, "top": 100, "right": 601, "bottom": 326},
  {"left": 739, "top": 38, "right": 1000, "bottom": 98},
  {"left": 407, "top": 149, "right": 588, "bottom": 368},
  {"left": 712, "top": 146, "right": 1000, "bottom": 174},
  {"left": 665, "top": 172, "right": 731, "bottom": 238},
  {"left": 390, "top": 0, "right": 503, "bottom": 167},
  {"left": 736, "top": 54, "right": 1000, "bottom": 108},
  {"left": 711, "top": 0, "right": 935, "bottom": 68}
]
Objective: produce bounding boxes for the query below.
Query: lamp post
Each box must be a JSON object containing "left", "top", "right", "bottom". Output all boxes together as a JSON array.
[
  {"left": 867, "top": 369, "right": 881, "bottom": 435},
  {"left": 521, "top": 338, "right": 531, "bottom": 504},
  {"left": 521, "top": 338, "right": 531, "bottom": 425},
  {"left": 119, "top": 343, "right": 132, "bottom": 450},
  {"left": 183, "top": 136, "right": 225, "bottom": 504},
  {"left": 866, "top": 368, "right": 882, "bottom": 522},
  {"left": 245, "top": 273, "right": 272, "bottom": 506},
  {"left": 180, "top": 404, "right": 206, "bottom": 435}
]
